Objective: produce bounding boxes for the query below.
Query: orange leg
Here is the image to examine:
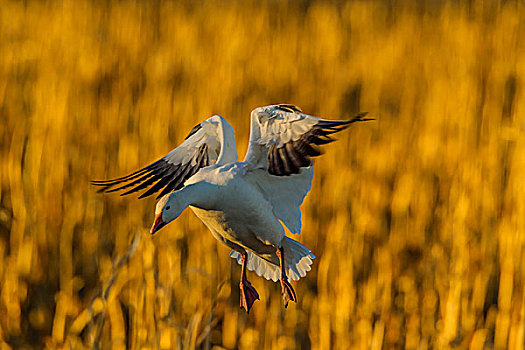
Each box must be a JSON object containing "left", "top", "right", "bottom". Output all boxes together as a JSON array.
[
  {"left": 239, "top": 251, "right": 259, "bottom": 313},
  {"left": 276, "top": 247, "right": 296, "bottom": 307}
]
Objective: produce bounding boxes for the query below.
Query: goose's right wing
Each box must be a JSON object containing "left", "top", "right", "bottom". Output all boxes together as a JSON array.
[{"left": 91, "top": 115, "right": 236, "bottom": 199}]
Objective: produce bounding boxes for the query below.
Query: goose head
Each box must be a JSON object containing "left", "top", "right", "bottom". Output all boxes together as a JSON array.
[{"left": 150, "top": 192, "right": 186, "bottom": 234}]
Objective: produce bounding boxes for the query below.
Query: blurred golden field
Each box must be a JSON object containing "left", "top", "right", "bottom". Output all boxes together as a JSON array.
[{"left": 1, "top": 0, "right": 524, "bottom": 348}]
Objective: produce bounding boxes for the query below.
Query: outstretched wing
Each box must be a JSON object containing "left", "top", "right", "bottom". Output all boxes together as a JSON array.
[
  {"left": 91, "top": 115, "right": 237, "bottom": 199},
  {"left": 244, "top": 104, "right": 371, "bottom": 175},
  {"left": 243, "top": 104, "right": 372, "bottom": 233}
]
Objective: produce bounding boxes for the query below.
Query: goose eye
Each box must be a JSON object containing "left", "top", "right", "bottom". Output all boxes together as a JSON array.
[{"left": 165, "top": 206, "right": 171, "bottom": 210}]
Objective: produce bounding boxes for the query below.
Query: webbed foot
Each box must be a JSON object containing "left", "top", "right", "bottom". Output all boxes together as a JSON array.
[{"left": 240, "top": 280, "right": 260, "bottom": 313}]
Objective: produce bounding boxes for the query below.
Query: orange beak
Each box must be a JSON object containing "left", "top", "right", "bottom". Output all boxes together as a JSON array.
[{"left": 150, "top": 214, "right": 167, "bottom": 234}]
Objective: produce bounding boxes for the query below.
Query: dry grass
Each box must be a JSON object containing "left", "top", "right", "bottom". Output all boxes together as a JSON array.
[{"left": 1, "top": 0, "right": 524, "bottom": 349}]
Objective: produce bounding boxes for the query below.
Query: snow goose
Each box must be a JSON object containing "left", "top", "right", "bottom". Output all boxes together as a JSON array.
[{"left": 92, "top": 104, "right": 372, "bottom": 312}]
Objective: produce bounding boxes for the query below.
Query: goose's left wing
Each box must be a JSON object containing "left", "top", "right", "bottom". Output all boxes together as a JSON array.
[
  {"left": 243, "top": 104, "right": 371, "bottom": 176},
  {"left": 91, "top": 115, "right": 236, "bottom": 199},
  {"left": 243, "top": 104, "right": 371, "bottom": 234}
]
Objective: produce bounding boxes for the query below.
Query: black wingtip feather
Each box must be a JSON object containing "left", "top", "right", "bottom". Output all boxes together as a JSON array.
[
  {"left": 285, "top": 143, "right": 310, "bottom": 168},
  {"left": 90, "top": 160, "right": 162, "bottom": 186},
  {"left": 349, "top": 112, "right": 374, "bottom": 123},
  {"left": 185, "top": 123, "right": 203, "bottom": 140},
  {"left": 155, "top": 163, "right": 189, "bottom": 198},
  {"left": 152, "top": 145, "right": 208, "bottom": 199},
  {"left": 138, "top": 167, "right": 177, "bottom": 199},
  {"left": 276, "top": 104, "right": 303, "bottom": 113},
  {"left": 307, "top": 135, "right": 335, "bottom": 145},
  {"left": 269, "top": 145, "right": 286, "bottom": 175},
  {"left": 105, "top": 172, "right": 154, "bottom": 193},
  {"left": 90, "top": 168, "right": 147, "bottom": 186},
  {"left": 278, "top": 147, "right": 299, "bottom": 175},
  {"left": 120, "top": 176, "right": 159, "bottom": 196}
]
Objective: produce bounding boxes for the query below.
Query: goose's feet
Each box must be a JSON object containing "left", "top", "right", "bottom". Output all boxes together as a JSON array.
[
  {"left": 238, "top": 250, "right": 259, "bottom": 313},
  {"left": 239, "top": 280, "right": 259, "bottom": 313},
  {"left": 276, "top": 246, "right": 297, "bottom": 308},
  {"left": 280, "top": 278, "right": 296, "bottom": 308}
]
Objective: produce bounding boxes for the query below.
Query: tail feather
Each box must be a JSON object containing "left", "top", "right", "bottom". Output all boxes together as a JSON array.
[
  {"left": 230, "top": 250, "right": 281, "bottom": 282},
  {"left": 230, "top": 237, "right": 315, "bottom": 282}
]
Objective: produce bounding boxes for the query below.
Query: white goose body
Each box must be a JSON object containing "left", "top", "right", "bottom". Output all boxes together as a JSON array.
[
  {"left": 92, "top": 104, "right": 371, "bottom": 311},
  {"left": 183, "top": 163, "right": 282, "bottom": 245}
]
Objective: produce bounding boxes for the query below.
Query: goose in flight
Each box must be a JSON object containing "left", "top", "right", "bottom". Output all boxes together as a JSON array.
[{"left": 92, "top": 104, "right": 372, "bottom": 312}]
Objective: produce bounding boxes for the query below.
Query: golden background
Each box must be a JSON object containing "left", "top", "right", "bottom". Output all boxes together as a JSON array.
[{"left": 0, "top": 0, "right": 524, "bottom": 349}]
